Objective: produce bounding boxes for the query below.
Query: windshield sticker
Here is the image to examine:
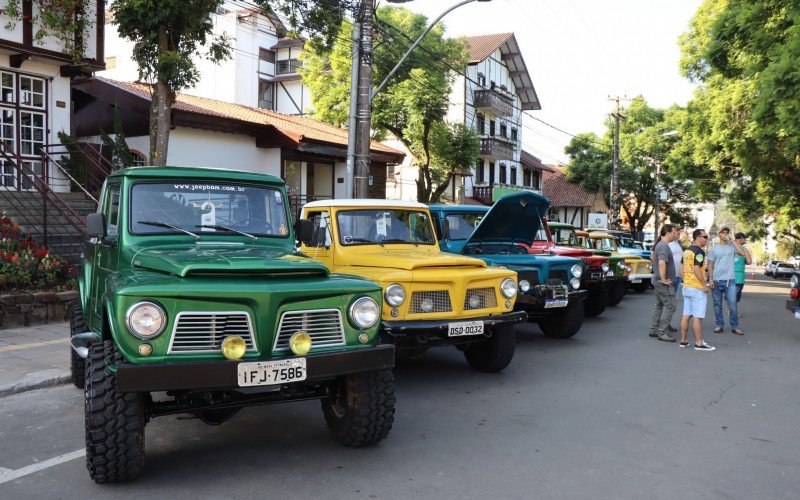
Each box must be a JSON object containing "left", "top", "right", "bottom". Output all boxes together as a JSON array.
[
  {"left": 375, "top": 215, "right": 387, "bottom": 237},
  {"left": 279, "top": 225, "right": 288, "bottom": 235},
  {"left": 173, "top": 184, "right": 248, "bottom": 192},
  {"left": 200, "top": 201, "right": 216, "bottom": 230},
  {"left": 274, "top": 191, "right": 283, "bottom": 204}
]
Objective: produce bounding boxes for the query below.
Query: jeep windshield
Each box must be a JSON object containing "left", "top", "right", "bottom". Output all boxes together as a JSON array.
[
  {"left": 336, "top": 209, "right": 435, "bottom": 245},
  {"left": 550, "top": 227, "right": 577, "bottom": 246},
  {"left": 130, "top": 182, "right": 290, "bottom": 238},
  {"left": 594, "top": 237, "right": 618, "bottom": 252}
]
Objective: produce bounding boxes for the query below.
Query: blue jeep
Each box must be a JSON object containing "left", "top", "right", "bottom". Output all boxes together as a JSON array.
[{"left": 430, "top": 192, "right": 588, "bottom": 338}]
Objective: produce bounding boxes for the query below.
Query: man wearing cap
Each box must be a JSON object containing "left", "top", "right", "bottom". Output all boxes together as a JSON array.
[
  {"left": 707, "top": 227, "right": 748, "bottom": 334},
  {"left": 733, "top": 232, "right": 753, "bottom": 316}
]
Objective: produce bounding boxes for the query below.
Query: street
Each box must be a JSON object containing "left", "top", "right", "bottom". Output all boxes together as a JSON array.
[{"left": 1, "top": 274, "right": 799, "bottom": 498}]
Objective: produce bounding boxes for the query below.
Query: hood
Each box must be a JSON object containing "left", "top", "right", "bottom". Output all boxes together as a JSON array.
[
  {"left": 464, "top": 191, "right": 550, "bottom": 247},
  {"left": 551, "top": 245, "right": 593, "bottom": 258},
  {"left": 341, "top": 249, "right": 486, "bottom": 271},
  {"left": 130, "top": 244, "right": 329, "bottom": 277}
]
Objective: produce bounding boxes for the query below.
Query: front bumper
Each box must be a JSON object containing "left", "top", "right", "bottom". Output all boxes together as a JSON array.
[
  {"left": 115, "top": 345, "right": 395, "bottom": 393},
  {"left": 380, "top": 311, "right": 527, "bottom": 342},
  {"left": 516, "top": 289, "right": 588, "bottom": 317},
  {"left": 628, "top": 273, "right": 653, "bottom": 283}
]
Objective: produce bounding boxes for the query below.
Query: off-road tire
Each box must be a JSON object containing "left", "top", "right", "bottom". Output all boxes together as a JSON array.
[
  {"left": 631, "top": 282, "right": 650, "bottom": 293},
  {"left": 70, "top": 305, "right": 89, "bottom": 389},
  {"left": 538, "top": 299, "right": 584, "bottom": 338},
  {"left": 85, "top": 340, "right": 146, "bottom": 483},
  {"left": 584, "top": 285, "right": 608, "bottom": 317},
  {"left": 322, "top": 369, "right": 395, "bottom": 447},
  {"left": 463, "top": 326, "right": 516, "bottom": 373},
  {"left": 607, "top": 282, "right": 628, "bottom": 307}
]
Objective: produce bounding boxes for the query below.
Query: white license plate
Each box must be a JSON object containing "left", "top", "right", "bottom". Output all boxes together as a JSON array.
[
  {"left": 545, "top": 299, "right": 569, "bottom": 308},
  {"left": 631, "top": 279, "right": 642, "bottom": 283},
  {"left": 237, "top": 358, "right": 307, "bottom": 387},
  {"left": 448, "top": 320, "right": 484, "bottom": 337}
]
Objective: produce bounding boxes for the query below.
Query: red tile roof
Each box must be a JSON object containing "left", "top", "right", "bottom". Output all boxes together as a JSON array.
[
  {"left": 465, "top": 33, "right": 514, "bottom": 64},
  {"left": 542, "top": 166, "right": 598, "bottom": 207},
  {"left": 93, "top": 77, "right": 403, "bottom": 157},
  {"left": 520, "top": 150, "right": 557, "bottom": 172}
]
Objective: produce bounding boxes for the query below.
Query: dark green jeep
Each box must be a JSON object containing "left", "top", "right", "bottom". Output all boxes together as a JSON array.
[{"left": 71, "top": 167, "right": 395, "bottom": 483}]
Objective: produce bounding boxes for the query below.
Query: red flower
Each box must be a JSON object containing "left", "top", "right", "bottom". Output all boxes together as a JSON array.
[
  {"left": 35, "top": 248, "right": 49, "bottom": 259},
  {"left": 11, "top": 254, "right": 20, "bottom": 265}
]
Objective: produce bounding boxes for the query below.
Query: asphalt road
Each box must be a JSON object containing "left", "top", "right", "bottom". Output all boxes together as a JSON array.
[{"left": 1, "top": 274, "right": 799, "bottom": 499}]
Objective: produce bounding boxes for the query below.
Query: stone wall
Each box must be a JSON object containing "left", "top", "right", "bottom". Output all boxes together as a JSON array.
[{"left": 0, "top": 291, "right": 79, "bottom": 329}]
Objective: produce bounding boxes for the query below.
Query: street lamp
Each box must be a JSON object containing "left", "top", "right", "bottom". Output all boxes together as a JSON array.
[{"left": 346, "top": 0, "right": 491, "bottom": 198}]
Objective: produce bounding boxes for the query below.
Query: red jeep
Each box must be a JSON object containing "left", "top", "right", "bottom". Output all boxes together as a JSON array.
[{"left": 519, "top": 220, "right": 611, "bottom": 317}]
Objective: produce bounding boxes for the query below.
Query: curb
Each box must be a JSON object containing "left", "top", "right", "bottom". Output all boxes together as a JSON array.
[{"left": 0, "top": 369, "right": 71, "bottom": 398}]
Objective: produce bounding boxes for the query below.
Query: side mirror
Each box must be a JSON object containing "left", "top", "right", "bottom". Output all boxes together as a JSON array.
[
  {"left": 86, "top": 213, "right": 106, "bottom": 238},
  {"left": 295, "top": 219, "right": 314, "bottom": 245}
]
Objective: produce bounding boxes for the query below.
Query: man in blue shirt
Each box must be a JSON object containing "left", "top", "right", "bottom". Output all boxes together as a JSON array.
[{"left": 707, "top": 227, "right": 749, "bottom": 335}]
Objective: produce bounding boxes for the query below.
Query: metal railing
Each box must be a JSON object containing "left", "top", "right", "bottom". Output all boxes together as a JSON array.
[{"left": 276, "top": 59, "right": 302, "bottom": 75}]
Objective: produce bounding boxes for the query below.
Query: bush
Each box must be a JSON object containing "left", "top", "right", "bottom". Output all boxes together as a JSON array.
[{"left": 0, "top": 216, "right": 76, "bottom": 292}]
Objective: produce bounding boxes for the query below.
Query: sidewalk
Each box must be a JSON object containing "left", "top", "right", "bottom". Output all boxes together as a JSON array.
[{"left": 0, "top": 322, "right": 70, "bottom": 397}]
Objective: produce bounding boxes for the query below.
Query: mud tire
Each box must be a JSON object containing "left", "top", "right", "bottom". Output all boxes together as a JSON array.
[
  {"left": 70, "top": 305, "right": 88, "bottom": 389},
  {"left": 463, "top": 326, "right": 516, "bottom": 373},
  {"left": 584, "top": 285, "right": 608, "bottom": 317},
  {"left": 607, "top": 282, "right": 628, "bottom": 307},
  {"left": 539, "top": 299, "right": 584, "bottom": 338},
  {"left": 322, "top": 369, "right": 395, "bottom": 447},
  {"left": 85, "top": 341, "right": 146, "bottom": 483}
]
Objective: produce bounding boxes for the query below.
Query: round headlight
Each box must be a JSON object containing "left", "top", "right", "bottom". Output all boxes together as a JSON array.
[
  {"left": 384, "top": 284, "right": 406, "bottom": 307},
  {"left": 501, "top": 278, "right": 518, "bottom": 298},
  {"left": 349, "top": 297, "right": 380, "bottom": 329},
  {"left": 570, "top": 264, "right": 583, "bottom": 278},
  {"left": 601, "top": 262, "right": 610, "bottom": 272},
  {"left": 791, "top": 275, "right": 798, "bottom": 289},
  {"left": 617, "top": 261, "right": 626, "bottom": 269},
  {"left": 125, "top": 302, "right": 167, "bottom": 339},
  {"left": 647, "top": 263, "right": 653, "bottom": 272},
  {"left": 519, "top": 279, "right": 531, "bottom": 292},
  {"left": 570, "top": 278, "right": 581, "bottom": 289}
]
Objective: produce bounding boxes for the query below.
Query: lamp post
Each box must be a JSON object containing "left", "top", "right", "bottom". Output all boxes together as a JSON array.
[{"left": 346, "top": 0, "right": 491, "bottom": 198}]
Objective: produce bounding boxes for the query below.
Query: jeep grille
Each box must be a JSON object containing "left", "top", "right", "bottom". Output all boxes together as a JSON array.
[
  {"left": 518, "top": 270, "right": 539, "bottom": 285},
  {"left": 631, "top": 262, "right": 650, "bottom": 275},
  {"left": 549, "top": 269, "right": 568, "bottom": 284},
  {"left": 409, "top": 291, "right": 452, "bottom": 314},
  {"left": 169, "top": 312, "right": 256, "bottom": 353},
  {"left": 274, "top": 309, "right": 345, "bottom": 351},
  {"left": 464, "top": 288, "right": 498, "bottom": 310}
]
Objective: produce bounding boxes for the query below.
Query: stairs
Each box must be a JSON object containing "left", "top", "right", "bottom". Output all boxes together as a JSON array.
[{"left": 0, "top": 190, "right": 96, "bottom": 265}]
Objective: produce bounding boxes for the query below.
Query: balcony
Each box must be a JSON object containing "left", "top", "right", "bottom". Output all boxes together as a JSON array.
[
  {"left": 472, "top": 184, "right": 541, "bottom": 205},
  {"left": 276, "top": 58, "right": 302, "bottom": 75},
  {"left": 479, "top": 136, "right": 515, "bottom": 160},
  {"left": 473, "top": 89, "right": 514, "bottom": 117}
]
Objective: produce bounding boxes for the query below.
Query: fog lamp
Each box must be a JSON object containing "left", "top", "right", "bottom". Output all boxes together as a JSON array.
[
  {"left": 358, "top": 332, "right": 370, "bottom": 344},
  {"left": 601, "top": 262, "right": 610, "bottom": 272},
  {"left": 221, "top": 335, "right": 247, "bottom": 360},
  {"left": 505, "top": 300, "right": 512, "bottom": 308},
  {"left": 290, "top": 331, "right": 312, "bottom": 356},
  {"left": 570, "top": 278, "right": 581, "bottom": 289},
  {"left": 519, "top": 280, "right": 531, "bottom": 292},
  {"left": 138, "top": 344, "right": 153, "bottom": 356},
  {"left": 420, "top": 297, "right": 434, "bottom": 312},
  {"left": 468, "top": 294, "right": 481, "bottom": 309}
]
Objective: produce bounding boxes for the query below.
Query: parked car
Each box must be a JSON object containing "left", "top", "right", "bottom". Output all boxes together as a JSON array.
[
  {"left": 299, "top": 199, "right": 525, "bottom": 372},
  {"left": 576, "top": 230, "right": 653, "bottom": 304},
  {"left": 430, "top": 193, "right": 588, "bottom": 338},
  {"left": 773, "top": 261, "right": 797, "bottom": 278},
  {"left": 517, "top": 221, "right": 611, "bottom": 317},
  {"left": 71, "top": 167, "right": 396, "bottom": 483},
  {"left": 765, "top": 260, "right": 780, "bottom": 276},
  {"left": 591, "top": 229, "right": 652, "bottom": 260}
]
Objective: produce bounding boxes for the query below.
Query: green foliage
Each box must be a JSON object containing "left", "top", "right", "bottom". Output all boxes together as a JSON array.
[
  {"left": 3, "top": 0, "right": 93, "bottom": 62},
  {"left": 256, "top": 0, "right": 348, "bottom": 49},
  {"left": 0, "top": 215, "right": 76, "bottom": 292},
  {"left": 56, "top": 131, "right": 87, "bottom": 184},
  {"left": 100, "top": 106, "right": 135, "bottom": 169},
  {"left": 677, "top": 0, "right": 800, "bottom": 244},
  {"left": 299, "top": 5, "right": 469, "bottom": 203},
  {"left": 564, "top": 98, "right": 698, "bottom": 232}
]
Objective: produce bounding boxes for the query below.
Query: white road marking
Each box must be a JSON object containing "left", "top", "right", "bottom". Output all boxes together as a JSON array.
[{"left": 0, "top": 449, "right": 85, "bottom": 484}]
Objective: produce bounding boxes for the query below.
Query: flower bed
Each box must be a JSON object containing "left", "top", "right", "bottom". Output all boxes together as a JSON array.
[{"left": 0, "top": 216, "right": 77, "bottom": 293}]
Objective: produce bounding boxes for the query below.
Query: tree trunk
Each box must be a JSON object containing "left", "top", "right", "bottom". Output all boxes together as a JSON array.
[
  {"left": 429, "top": 171, "right": 454, "bottom": 204},
  {"left": 150, "top": 25, "right": 173, "bottom": 167}
]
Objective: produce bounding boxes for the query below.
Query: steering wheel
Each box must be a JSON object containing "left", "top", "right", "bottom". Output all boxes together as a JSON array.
[{"left": 231, "top": 218, "right": 273, "bottom": 233}]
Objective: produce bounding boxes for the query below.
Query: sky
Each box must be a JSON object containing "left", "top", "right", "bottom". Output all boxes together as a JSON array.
[{"left": 392, "top": 0, "right": 703, "bottom": 166}]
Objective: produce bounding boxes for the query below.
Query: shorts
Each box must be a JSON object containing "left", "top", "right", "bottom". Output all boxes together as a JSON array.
[{"left": 682, "top": 286, "right": 707, "bottom": 318}]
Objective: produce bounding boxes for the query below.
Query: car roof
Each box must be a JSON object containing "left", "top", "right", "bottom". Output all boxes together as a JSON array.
[
  {"left": 109, "top": 166, "right": 285, "bottom": 185},
  {"left": 304, "top": 199, "right": 428, "bottom": 209}
]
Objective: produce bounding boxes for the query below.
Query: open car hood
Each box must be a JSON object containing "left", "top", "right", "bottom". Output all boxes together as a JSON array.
[
  {"left": 130, "top": 244, "right": 329, "bottom": 277},
  {"left": 463, "top": 191, "right": 550, "bottom": 248}
]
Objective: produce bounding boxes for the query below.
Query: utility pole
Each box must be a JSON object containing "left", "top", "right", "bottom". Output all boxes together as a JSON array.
[
  {"left": 608, "top": 96, "right": 630, "bottom": 229},
  {"left": 344, "top": 5, "right": 362, "bottom": 199},
  {"left": 653, "top": 160, "right": 661, "bottom": 238},
  {"left": 353, "top": 0, "right": 374, "bottom": 199}
]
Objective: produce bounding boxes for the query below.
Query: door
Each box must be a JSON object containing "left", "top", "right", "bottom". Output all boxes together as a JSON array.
[{"left": 89, "top": 182, "right": 121, "bottom": 330}]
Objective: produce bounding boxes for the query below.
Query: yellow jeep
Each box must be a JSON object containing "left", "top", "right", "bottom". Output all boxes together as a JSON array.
[
  {"left": 299, "top": 200, "right": 526, "bottom": 372},
  {"left": 581, "top": 232, "right": 653, "bottom": 293}
]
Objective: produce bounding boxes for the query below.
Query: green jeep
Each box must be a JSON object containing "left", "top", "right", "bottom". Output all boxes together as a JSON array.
[{"left": 70, "top": 167, "right": 395, "bottom": 483}]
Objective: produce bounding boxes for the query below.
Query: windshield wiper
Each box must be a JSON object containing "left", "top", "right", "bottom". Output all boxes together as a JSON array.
[
  {"left": 137, "top": 220, "right": 200, "bottom": 241},
  {"left": 379, "top": 238, "right": 417, "bottom": 246},
  {"left": 196, "top": 224, "right": 257, "bottom": 242},
  {"left": 345, "top": 237, "right": 374, "bottom": 244}
]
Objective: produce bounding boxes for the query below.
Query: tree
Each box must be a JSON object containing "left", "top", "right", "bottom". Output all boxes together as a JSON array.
[
  {"left": 677, "top": 0, "right": 800, "bottom": 243},
  {"left": 564, "top": 98, "right": 697, "bottom": 232},
  {"left": 299, "top": 5, "right": 472, "bottom": 203},
  {"left": 112, "top": 0, "right": 232, "bottom": 166}
]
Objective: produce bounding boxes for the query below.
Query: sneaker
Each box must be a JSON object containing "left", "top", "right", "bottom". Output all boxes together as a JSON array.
[
  {"left": 658, "top": 333, "right": 676, "bottom": 342},
  {"left": 694, "top": 341, "right": 716, "bottom": 351},
  {"left": 648, "top": 332, "right": 659, "bottom": 338},
  {"left": 679, "top": 341, "right": 690, "bottom": 347}
]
